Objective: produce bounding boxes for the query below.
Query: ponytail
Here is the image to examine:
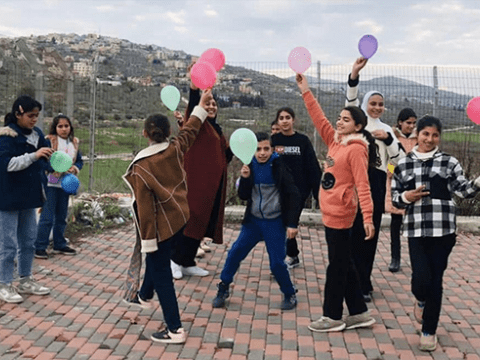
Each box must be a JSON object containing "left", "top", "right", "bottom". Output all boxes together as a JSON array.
[{"left": 361, "top": 129, "right": 380, "bottom": 168}]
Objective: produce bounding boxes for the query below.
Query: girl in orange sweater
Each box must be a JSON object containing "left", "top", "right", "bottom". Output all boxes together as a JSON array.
[{"left": 296, "top": 74, "right": 377, "bottom": 332}]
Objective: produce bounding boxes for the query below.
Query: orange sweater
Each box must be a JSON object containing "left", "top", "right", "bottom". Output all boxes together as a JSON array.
[{"left": 303, "top": 90, "right": 373, "bottom": 229}]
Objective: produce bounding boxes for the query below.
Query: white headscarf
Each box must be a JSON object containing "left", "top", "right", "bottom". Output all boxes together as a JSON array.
[{"left": 360, "top": 90, "right": 384, "bottom": 120}]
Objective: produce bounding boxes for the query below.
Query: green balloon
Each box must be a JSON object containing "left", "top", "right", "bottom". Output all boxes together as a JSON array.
[
  {"left": 50, "top": 151, "right": 73, "bottom": 173},
  {"left": 230, "top": 128, "right": 257, "bottom": 165},
  {"left": 161, "top": 85, "right": 181, "bottom": 111}
]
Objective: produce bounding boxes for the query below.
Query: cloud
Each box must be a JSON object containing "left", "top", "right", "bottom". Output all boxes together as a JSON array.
[
  {"left": 354, "top": 20, "right": 384, "bottom": 34},
  {"left": 96, "top": 5, "right": 116, "bottom": 12},
  {"left": 174, "top": 26, "right": 188, "bottom": 34},
  {"left": 166, "top": 10, "right": 186, "bottom": 25},
  {"left": 204, "top": 9, "right": 218, "bottom": 17}
]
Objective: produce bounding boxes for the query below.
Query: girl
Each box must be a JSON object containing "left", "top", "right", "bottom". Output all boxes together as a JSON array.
[
  {"left": 345, "top": 57, "right": 405, "bottom": 301},
  {"left": 271, "top": 107, "right": 322, "bottom": 268},
  {"left": 170, "top": 61, "right": 233, "bottom": 279},
  {"left": 385, "top": 108, "right": 417, "bottom": 272},
  {"left": 391, "top": 115, "right": 480, "bottom": 351},
  {"left": 296, "top": 74, "right": 376, "bottom": 332},
  {"left": 0, "top": 95, "right": 54, "bottom": 303},
  {"left": 123, "top": 89, "right": 212, "bottom": 344},
  {"left": 35, "top": 114, "right": 83, "bottom": 259}
]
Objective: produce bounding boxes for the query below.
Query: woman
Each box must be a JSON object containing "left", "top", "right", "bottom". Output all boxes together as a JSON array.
[
  {"left": 345, "top": 57, "right": 405, "bottom": 302},
  {"left": 170, "top": 62, "right": 233, "bottom": 279},
  {"left": 392, "top": 115, "right": 480, "bottom": 351},
  {"left": 385, "top": 108, "right": 417, "bottom": 272},
  {"left": 296, "top": 73, "right": 376, "bottom": 332}
]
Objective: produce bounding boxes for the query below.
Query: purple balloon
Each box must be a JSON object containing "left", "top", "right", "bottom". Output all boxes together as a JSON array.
[{"left": 358, "top": 35, "right": 378, "bottom": 59}]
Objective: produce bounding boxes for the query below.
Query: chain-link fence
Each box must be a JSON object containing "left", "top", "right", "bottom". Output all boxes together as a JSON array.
[{"left": 2, "top": 60, "right": 480, "bottom": 212}]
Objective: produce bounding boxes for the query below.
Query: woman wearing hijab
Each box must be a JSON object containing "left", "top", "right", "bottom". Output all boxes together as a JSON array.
[
  {"left": 345, "top": 57, "right": 405, "bottom": 302},
  {"left": 170, "top": 62, "right": 233, "bottom": 279}
]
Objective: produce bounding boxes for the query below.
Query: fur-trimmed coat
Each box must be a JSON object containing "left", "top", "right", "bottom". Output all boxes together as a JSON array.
[
  {"left": 385, "top": 127, "right": 417, "bottom": 215},
  {"left": 302, "top": 90, "right": 373, "bottom": 229}
]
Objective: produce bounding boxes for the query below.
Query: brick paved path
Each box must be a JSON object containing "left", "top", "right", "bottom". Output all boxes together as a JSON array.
[{"left": 1, "top": 224, "right": 480, "bottom": 359}]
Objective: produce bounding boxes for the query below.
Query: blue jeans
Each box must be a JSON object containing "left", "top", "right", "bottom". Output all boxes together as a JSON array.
[
  {"left": 323, "top": 226, "right": 367, "bottom": 320},
  {"left": 139, "top": 233, "right": 182, "bottom": 332},
  {"left": 0, "top": 208, "right": 37, "bottom": 284},
  {"left": 408, "top": 234, "right": 456, "bottom": 335},
  {"left": 220, "top": 216, "right": 295, "bottom": 296},
  {"left": 36, "top": 187, "right": 70, "bottom": 251}
]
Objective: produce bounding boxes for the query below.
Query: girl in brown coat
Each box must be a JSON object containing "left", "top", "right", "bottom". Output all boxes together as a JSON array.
[
  {"left": 123, "top": 90, "right": 211, "bottom": 344},
  {"left": 385, "top": 108, "right": 418, "bottom": 272}
]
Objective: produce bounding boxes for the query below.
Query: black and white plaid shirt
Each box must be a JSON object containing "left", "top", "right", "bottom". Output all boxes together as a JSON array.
[{"left": 392, "top": 149, "right": 479, "bottom": 238}]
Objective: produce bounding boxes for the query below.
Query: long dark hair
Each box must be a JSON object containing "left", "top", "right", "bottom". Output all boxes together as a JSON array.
[
  {"left": 4, "top": 95, "right": 42, "bottom": 126},
  {"left": 275, "top": 106, "right": 295, "bottom": 121},
  {"left": 343, "top": 106, "right": 379, "bottom": 168},
  {"left": 144, "top": 114, "right": 171, "bottom": 143},
  {"left": 49, "top": 114, "right": 75, "bottom": 141},
  {"left": 396, "top": 108, "right": 417, "bottom": 129}
]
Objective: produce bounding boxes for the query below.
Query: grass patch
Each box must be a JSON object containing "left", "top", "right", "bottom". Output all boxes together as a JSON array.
[
  {"left": 76, "top": 126, "right": 149, "bottom": 155},
  {"left": 443, "top": 131, "right": 480, "bottom": 143},
  {"left": 78, "top": 158, "right": 131, "bottom": 194}
]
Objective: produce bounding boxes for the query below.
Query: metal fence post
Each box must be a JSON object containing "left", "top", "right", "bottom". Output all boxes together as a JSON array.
[
  {"left": 35, "top": 72, "right": 45, "bottom": 131},
  {"left": 433, "top": 66, "right": 438, "bottom": 117},
  {"left": 88, "top": 54, "right": 99, "bottom": 192},
  {"left": 66, "top": 77, "right": 74, "bottom": 120}
]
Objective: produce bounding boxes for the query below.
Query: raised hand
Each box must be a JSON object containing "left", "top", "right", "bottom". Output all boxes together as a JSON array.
[
  {"left": 187, "top": 60, "right": 198, "bottom": 90},
  {"left": 296, "top": 73, "right": 310, "bottom": 94},
  {"left": 199, "top": 88, "right": 213, "bottom": 110},
  {"left": 351, "top": 57, "right": 368, "bottom": 80}
]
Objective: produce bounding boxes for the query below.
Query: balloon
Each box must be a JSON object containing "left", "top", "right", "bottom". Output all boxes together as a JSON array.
[
  {"left": 199, "top": 48, "right": 226, "bottom": 72},
  {"left": 288, "top": 46, "right": 311, "bottom": 74},
  {"left": 161, "top": 85, "right": 181, "bottom": 111},
  {"left": 229, "top": 128, "right": 257, "bottom": 165},
  {"left": 388, "top": 164, "right": 395, "bottom": 174},
  {"left": 50, "top": 151, "right": 73, "bottom": 173},
  {"left": 358, "top": 35, "right": 378, "bottom": 59},
  {"left": 466, "top": 96, "right": 480, "bottom": 125},
  {"left": 61, "top": 173, "right": 80, "bottom": 195},
  {"left": 190, "top": 62, "right": 217, "bottom": 90}
]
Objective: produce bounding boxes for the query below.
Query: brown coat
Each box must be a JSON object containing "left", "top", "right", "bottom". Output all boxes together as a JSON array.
[
  {"left": 385, "top": 127, "right": 417, "bottom": 214},
  {"left": 123, "top": 110, "right": 205, "bottom": 252}
]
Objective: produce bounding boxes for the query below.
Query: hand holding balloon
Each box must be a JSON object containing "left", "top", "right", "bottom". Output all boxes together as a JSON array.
[
  {"left": 230, "top": 128, "right": 257, "bottom": 165},
  {"left": 240, "top": 165, "right": 250, "bottom": 178},
  {"left": 296, "top": 73, "right": 310, "bottom": 94},
  {"left": 187, "top": 60, "right": 199, "bottom": 90},
  {"left": 36, "top": 147, "right": 54, "bottom": 160},
  {"left": 351, "top": 57, "right": 368, "bottom": 80},
  {"left": 358, "top": 35, "right": 378, "bottom": 59},
  {"left": 199, "top": 88, "right": 213, "bottom": 110}
]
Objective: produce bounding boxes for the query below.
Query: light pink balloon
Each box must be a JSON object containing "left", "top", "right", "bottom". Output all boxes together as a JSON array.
[
  {"left": 288, "top": 46, "right": 311, "bottom": 74},
  {"left": 199, "top": 48, "right": 226, "bottom": 72},
  {"left": 190, "top": 62, "right": 217, "bottom": 90},
  {"left": 467, "top": 96, "right": 480, "bottom": 125}
]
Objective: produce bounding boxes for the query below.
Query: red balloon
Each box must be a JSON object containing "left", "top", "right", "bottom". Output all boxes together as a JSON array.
[
  {"left": 199, "top": 48, "right": 225, "bottom": 72},
  {"left": 190, "top": 62, "right": 217, "bottom": 90},
  {"left": 466, "top": 96, "right": 480, "bottom": 125}
]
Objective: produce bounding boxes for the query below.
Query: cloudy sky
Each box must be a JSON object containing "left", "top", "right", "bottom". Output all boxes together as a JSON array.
[{"left": 2, "top": 0, "right": 480, "bottom": 67}]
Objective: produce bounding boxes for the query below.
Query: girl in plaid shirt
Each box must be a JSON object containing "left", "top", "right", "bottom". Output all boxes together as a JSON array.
[{"left": 392, "top": 115, "right": 480, "bottom": 351}]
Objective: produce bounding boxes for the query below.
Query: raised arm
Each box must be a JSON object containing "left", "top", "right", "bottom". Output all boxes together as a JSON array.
[
  {"left": 296, "top": 73, "right": 335, "bottom": 147},
  {"left": 345, "top": 57, "right": 368, "bottom": 107}
]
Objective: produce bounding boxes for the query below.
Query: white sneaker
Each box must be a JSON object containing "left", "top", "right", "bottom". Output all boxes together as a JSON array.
[
  {"left": 17, "top": 276, "right": 50, "bottom": 295},
  {"left": 171, "top": 261, "right": 183, "bottom": 280},
  {"left": 0, "top": 283, "right": 24, "bottom": 303},
  {"left": 181, "top": 265, "right": 209, "bottom": 277}
]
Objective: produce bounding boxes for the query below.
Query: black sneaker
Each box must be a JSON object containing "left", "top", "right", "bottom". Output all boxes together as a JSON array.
[
  {"left": 286, "top": 256, "right": 300, "bottom": 269},
  {"left": 122, "top": 293, "right": 153, "bottom": 310},
  {"left": 212, "top": 282, "right": 230, "bottom": 308},
  {"left": 34, "top": 250, "right": 49, "bottom": 259},
  {"left": 53, "top": 246, "right": 77, "bottom": 256},
  {"left": 151, "top": 328, "right": 186, "bottom": 344},
  {"left": 281, "top": 293, "right": 297, "bottom": 310}
]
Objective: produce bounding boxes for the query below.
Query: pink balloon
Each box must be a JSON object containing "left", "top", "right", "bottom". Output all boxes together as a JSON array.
[
  {"left": 199, "top": 48, "right": 226, "bottom": 72},
  {"left": 467, "top": 96, "right": 480, "bottom": 125},
  {"left": 288, "top": 46, "right": 311, "bottom": 74},
  {"left": 190, "top": 62, "right": 217, "bottom": 90}
]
